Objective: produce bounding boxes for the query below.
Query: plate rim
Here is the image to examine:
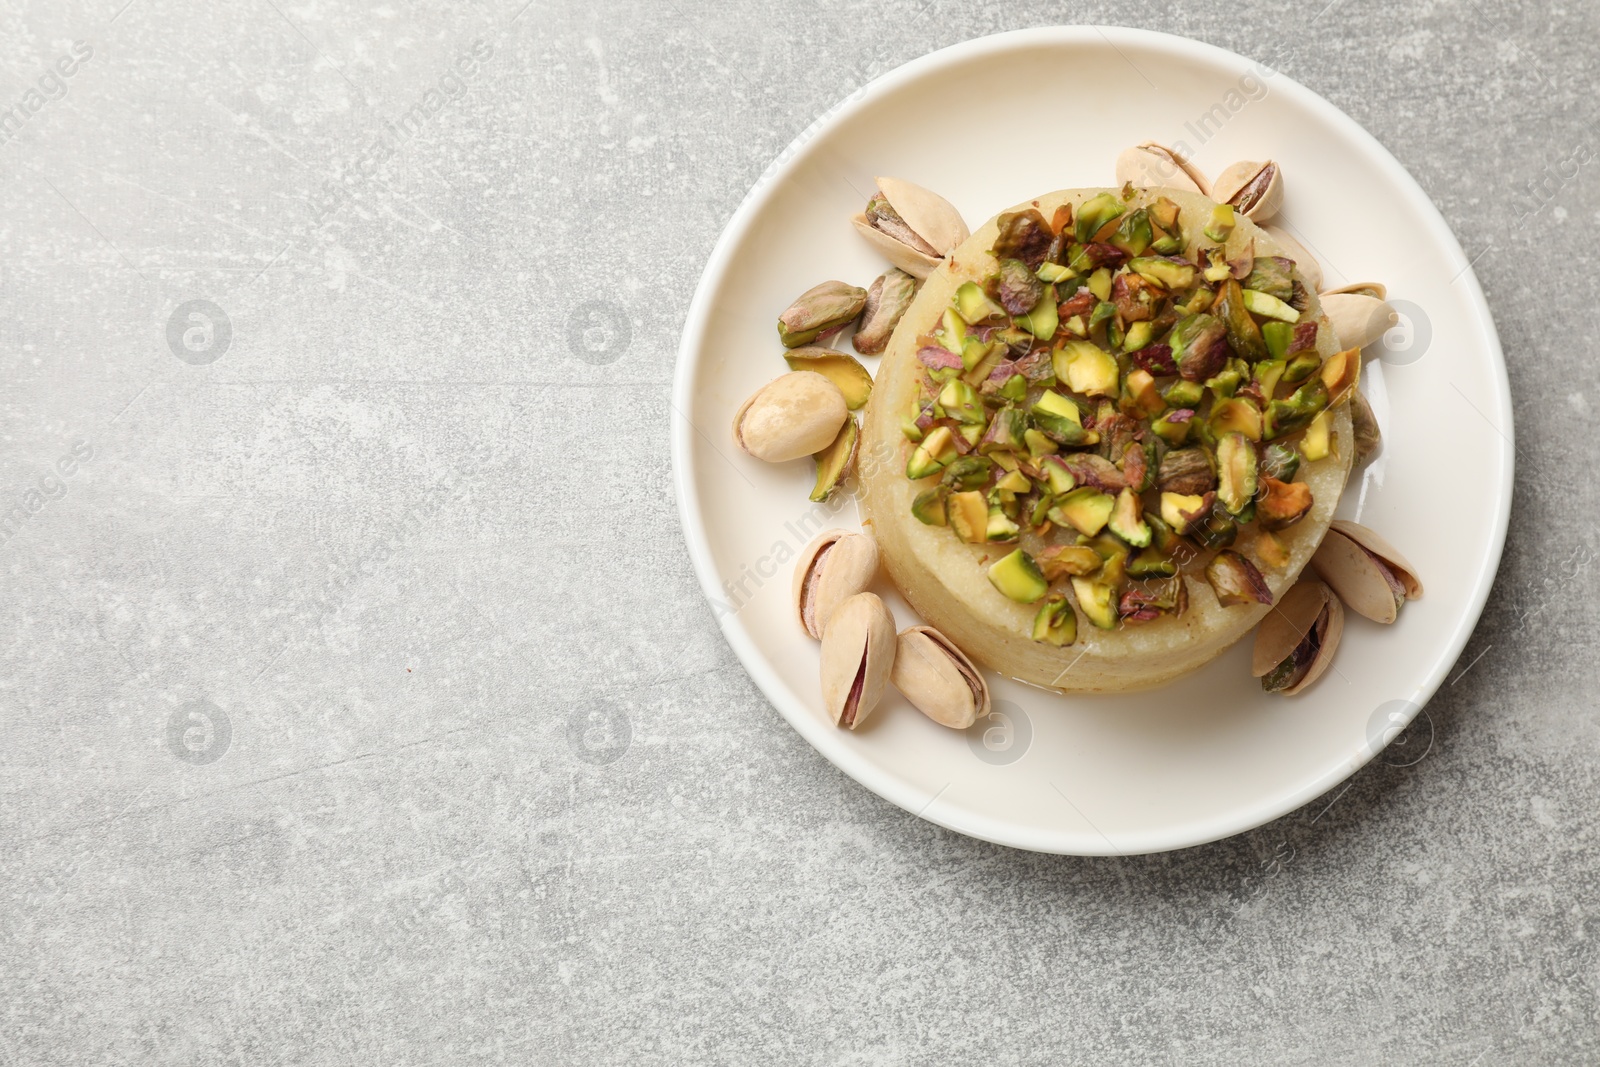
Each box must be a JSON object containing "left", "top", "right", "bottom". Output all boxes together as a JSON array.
[{"left": 670, "top": 25, "right": 1514, "bottom": 854}]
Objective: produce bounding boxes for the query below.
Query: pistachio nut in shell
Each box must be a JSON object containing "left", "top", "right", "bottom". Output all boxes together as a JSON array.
[
  {"left": 1320, "top": 290, "right": 1397, "bottom": 350},
  {"left": 851, "top": 177, "right": 970, "bottom": 279},
  {"left": 1260, "top": 224, "right": 1323, "bottom": 292},
  {"left": 1311, "top": 520, "right": 1423, "bottom": 624},
  {"left": 853, "top": 267, "right": 918, "bottom": 356},
  {"left": 1252, "top": 580, "right": 1344, "bottom": 695},
  {"left": 890, "top": 625, "right": 991, "bottom": 730},
  {"left": 777, "top": 280, "right": 867, "bottom": 348},
  {"left": 733, "top": 371, "right": 848, "bottom": 463},
  {"left": 1211, "top": 160, "right": 1283, "bottom": 222},
  {"left": 819, "top": 592, "right": 897, "bottom": 730},
  {"left": 793, "top": 529, "right": 880, "bottom": 639},
  {"left": 1115, "top": 143, "right": 1210, "bottom": 195}
]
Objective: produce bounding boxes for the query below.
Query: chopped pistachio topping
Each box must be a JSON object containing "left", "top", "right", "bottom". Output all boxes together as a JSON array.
[{"left": 900, "top": 189, "right": 1340, "bottom": 626}]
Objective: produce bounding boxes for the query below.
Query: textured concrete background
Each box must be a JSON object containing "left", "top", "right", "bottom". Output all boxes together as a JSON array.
[{"left": 1, "top": 0, "right": 1595, "bottom": 1063}]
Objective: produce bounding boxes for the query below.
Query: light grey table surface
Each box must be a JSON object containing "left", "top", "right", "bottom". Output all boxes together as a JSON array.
[{"left": 2, "top": 0, "right": 1595, "bottom": 1063}]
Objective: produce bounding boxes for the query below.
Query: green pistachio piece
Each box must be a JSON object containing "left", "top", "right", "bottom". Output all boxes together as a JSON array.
[
  {"left": 990, "top": 259, "right": 1044, "bottom": 317},
  {"left": 1085, "top": 529, "right": 1132, "bottom": 571},
  {"left": 809, "top": 417, "right": 858, "bottom": 502},
  {"left": 1263, "top": 379, "right": 1329, "bottom": 439},
  {"left": 962, "top": 340, "right": 1008, "bottom": 387},
  {"left": 1054, "top": 340, "right": 1120, "bottom": 397},
  {"left": 1019, "top": 283, "right": 1059, "bottom": 340},
  {"left": 1162, "top": 380, "right": 1205, "bottom": 408},
  {"left": 1087, "top": 268, "right": 1113, "bottom": 302},
  {"left": 941, "top": 454, "right": 994, "bottom": 491},
  {"left": 1253, "top": 359, "right": 1286, "bottom": 400},
  {"left": 1037, "top": 544, "right": 1103, "bottom": 580},
  {"left": 777, "top": 280, "right": 867, "bottom": 347},
  {"left": 1122, "top": 320, "right": 1156, "bottom": 353},
  {"left": 1031, "top": 595, "right": 1078, "bottom": 646},
  {"left": 900, "top": 413, "right": 925, "bottom": 442},
  {"left": 1128, "top": 256, "right": 1196, "bottom": 291},
  {"left": 1200, "top": 248, "right": 1229, "bottom": 285},
  {"left": 1208, "top": 397, "right": 1263, "bottom": 441},
  {"left": 1180, "top": 287, "right": 1215, "bottom": 316},
  {"left": 995, "top": 469, "right": 1031, "bottom": 494},
  {"left": 1150, "top": 231, "right": 1184, "bottom": 255},
  {"left": 1261, "top": 320, "right": 1295, "bottom": 361},
  {"left": 996, "top": 374, "right": 1028, "bottom": 403},
  {"left": 1070, "top": 576, "right": 1119, "bottom": 630},
  {"left": 1109, "top": 208, "right": 1153, "bottom": 256},
  {"left": 1107, "top": 487, "right": 1152, "bottom": 547},
  {"left": 1242, "top": 288, "right": 1300, "bottom": 323},
  {"left": 784, "top": 347, "right": 874, "bottom": 410},
  {"left": 1151, "top": 410, "right": 1194, "bottom": 446},
  {"left": 1191, "top": 504, "right": 1238, "bottom": 549},
  {"left": 1036, "top": 262, "right": 1075, "bottom": 283},
  {"left": 985, "top": 500, "right": 1021, "bottom": 543},
  {"left": 1203, "top": 203, "right": 1236, "bottom": 243},
  {"left": 1090, "top": 301, "right": 1117, "bottom": 332},
  {"left": 1031, "top": 390, "right": 1097, "bottom": 447},
  {"left": 1244, "top": 257, "right": 1294, "bottom": 300},
  {"left": 1282, "top": 352, "right": 1322, "bottom": 385},
  {"left": 1168, "top": 313, "right": 1231, "bottom": 383},
  {"left": 906, "top": 425, "right": 958, "bottom": 479},
  {"left": 1049, "top": 487, "right": 1116, "bottom": 537},
  {"left": 979, "top": 407, "right": 1027, "bottom": 454},
  {"left": 1024, "top": 428, "right": 1059, "bottom": 458},
  {"left": 954, "top": 281, "right": 1007, "bottom": 326},
  {"left": 988, "top": 549, "right": 1049, "bottom": 604},
  {"left": 1127, "top": 543, "right": 1178, "bottom": 578},
  {"left": 1145, "top": 512, "right": 1182, "bottom": 554},
  {"left": 1075, "top": 192, "right": 1125, "bottom": 243},
  {"left": 948, "top": 490, "right": 989, "bottom": 543},
  {"left": 1205, "top": 549, "right": 1273, "bottom": 606},
  {"left": 1040, "top": 455, "right": 1077, "bottom": 495},
  {"left": 937, "top": 379, "right": 985, "bottom": 424},
  {"left": 1215, "top": 278, "right": 1269, "bottom": 363},
  {"left": 1260, "top": 441, "right": 1301, "bottom": 482},
  {"left": 911, "top": 485, "right": 949, "bottom": 525},
  {"left": 1215, "top": 432, "right": 1258, "bottom": 515},
  {"left": 1205, "top": 363, "right": 1245, "bottom": 400},
  {"left": 1258, "top": 475, "right": 1313, "bottom": 530}
]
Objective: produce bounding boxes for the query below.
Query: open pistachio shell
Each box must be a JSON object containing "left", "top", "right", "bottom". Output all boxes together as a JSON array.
[
  {"left": 890, "top": 625, "right": 991, "bottom": 730},
  {"left": 1211, "top": 160, "right": 1283, "bottom": 222},
  {"left": 819, "top": 592, "right": 897, "bottom": 729},
  {"left": 1260, "top": 224, "right": 1323, "bottom": 292},
  {"left": 875, "top": 176, "right": 969, "bottom": 256},
  {"left": 1323, "top": 281, "right": 1388, "bottom": 300},
  {"left": 1320, "top": 291, "right": 1397, "bottom": 351},
  {"left": 1115, "top": 143, "right": 1210, "bottom": 195},
  {"left": 793, "top": 529, "right": 880, "bottom": 639},
  {"left": 1311, "top": 520, "right": 1423, "bottom": 624},
  {"left": 850, "top": 177, "right": 970, "bottom": 279},
  {"left": 733, "top": 371, "right": 849, "bottom": 463},
  {"left": 1252, "top": 580, "right": 1344, "bottom": 695}
]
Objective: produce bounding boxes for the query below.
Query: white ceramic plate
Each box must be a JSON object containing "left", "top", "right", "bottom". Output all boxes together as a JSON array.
[{"left": 672, "top": 27, "right": 1512, "bottom": 854}]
